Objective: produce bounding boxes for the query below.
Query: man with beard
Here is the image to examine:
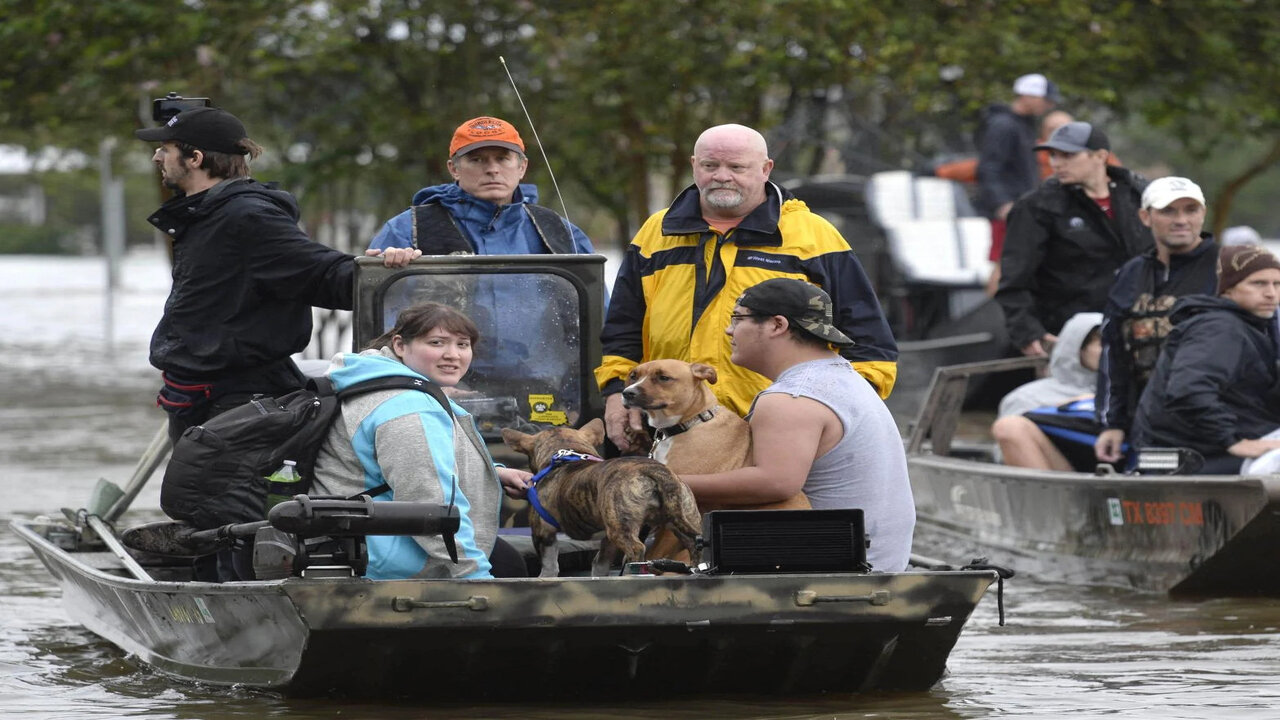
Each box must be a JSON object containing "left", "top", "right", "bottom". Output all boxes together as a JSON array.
[
  {"left": 596, "top": 123, "right": 897, "bottom": 453},
  {"left": 136, "top": 106, "right": 414, "bottom": 446}
]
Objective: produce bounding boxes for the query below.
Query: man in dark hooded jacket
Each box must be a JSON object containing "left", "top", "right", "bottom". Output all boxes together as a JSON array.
[
  {"left": 976, "top": 73, "right": 1059, "bottom": 283},
  {"left": 976, "top": 74, "right": 1059, "bottom": 226},
  {"left": 136, "top": 106, "right": 415, "bottom": 445},
  {"left": 1130, "top": 245, "right": 1280, "bottom": 474},
  {"left": 1094, "top": 176, "right": 1218, "bottom": 465}
]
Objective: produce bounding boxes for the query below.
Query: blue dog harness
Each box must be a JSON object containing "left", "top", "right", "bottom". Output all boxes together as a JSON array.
[{"left": 526, "top": 449, "right": 602, "bottom": 531}]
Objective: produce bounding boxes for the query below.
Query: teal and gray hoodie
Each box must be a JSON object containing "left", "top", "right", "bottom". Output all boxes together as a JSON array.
[{"left": 311, "top": 348, "right": 501, "bottom": 579}]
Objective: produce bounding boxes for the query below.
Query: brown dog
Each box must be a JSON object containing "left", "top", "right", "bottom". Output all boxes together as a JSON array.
[
  {"left": 501, "top": 418, "right": 702, "bottom": 577},
  {"left": 622, "top": 360, "right": 810, "bottom": 560}
]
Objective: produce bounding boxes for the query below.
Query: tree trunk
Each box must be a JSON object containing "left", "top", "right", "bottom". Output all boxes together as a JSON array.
[{"left": 1211, "top": 135, "right": 1280, "bottom": 238}]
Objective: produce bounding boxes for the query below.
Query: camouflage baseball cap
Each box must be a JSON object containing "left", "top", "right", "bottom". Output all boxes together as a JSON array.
[{"left": 737, "top": 278, "right": 854, "bottom": 347}]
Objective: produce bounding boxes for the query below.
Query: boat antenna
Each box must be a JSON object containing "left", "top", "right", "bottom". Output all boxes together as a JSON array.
[{"left": 499, "top": 55, "right": 572, "bottom": 224}]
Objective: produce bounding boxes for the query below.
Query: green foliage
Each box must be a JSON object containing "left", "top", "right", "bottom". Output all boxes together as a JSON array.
[
  {"left": 0, "top": 223, "right": 73, "bottom": 254},
  {"left": 0, "top": 165, "right": 159, "bottom": 253},
  {"left": 2, "top": 0, "right": 1278, "bottom": 249}
]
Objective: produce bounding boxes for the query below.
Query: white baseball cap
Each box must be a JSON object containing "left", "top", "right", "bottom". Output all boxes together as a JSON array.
[
  {"left": 1141, "top": 177, "right": 1206, "bottom": 210},
  {"left": 1013, "top": 73, "right": 1061, "bottom": 102},
  {"left": 1222, "top": 226, "right": 1262, "bottom": 246}
]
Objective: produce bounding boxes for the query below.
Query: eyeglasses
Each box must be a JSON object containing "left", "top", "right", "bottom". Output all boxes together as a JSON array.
[{"left": 728, "top": 313, "right": 762, "bottom": 326}]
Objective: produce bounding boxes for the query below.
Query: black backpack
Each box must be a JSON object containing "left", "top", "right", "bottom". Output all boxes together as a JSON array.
[{"left": 161, "top": 375, "right": 453, "bottom": 529}]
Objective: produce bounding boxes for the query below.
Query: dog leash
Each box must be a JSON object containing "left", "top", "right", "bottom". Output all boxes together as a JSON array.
[
  {"left": 526, "top": 449, "right": 602, "bottom": 531},
  {"left": 650, "top": 407, "right": 718, "bottom": 450}
]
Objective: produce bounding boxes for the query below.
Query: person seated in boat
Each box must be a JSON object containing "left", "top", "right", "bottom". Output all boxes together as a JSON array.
[
  {"left": 677, "top": 278, "right": 915, "bottom": 572},
  {"left": 311, "top": 302, "right": 533, "bottom": 579},
  {"left": 1093, "top": 177, "right": 1218, "bottom": 469},
  {"left": 1129, "top": 245, "right": 1280, "bottom": 474},
  {"left": 991, "top": 312, "right": 1106, "bottom": 471}
]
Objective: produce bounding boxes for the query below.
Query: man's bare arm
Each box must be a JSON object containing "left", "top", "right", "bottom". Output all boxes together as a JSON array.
[{"left": 680, "top": 393, "right": 826, "bottom": 505}]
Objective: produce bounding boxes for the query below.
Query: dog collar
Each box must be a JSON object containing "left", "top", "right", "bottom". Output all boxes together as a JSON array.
[
  {"left": 527, "top": 450, "right": 603, "bottom": 531},
  {"left": 652, "top": 407, "right": 718, "bottom": 446}
]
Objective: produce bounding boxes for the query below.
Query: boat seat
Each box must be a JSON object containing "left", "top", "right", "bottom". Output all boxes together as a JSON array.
[
  {"left": 865, "top": 170, "right": 976, "bottom": 226},
  {"left": 497, "top": 527, "right": 601, "bottom": 577},
  {"left": 885, "top": 218, "right": 994, "bottom": 286},
  {"left": 864, "top": 170, "right": 989, "bottom": 288}
]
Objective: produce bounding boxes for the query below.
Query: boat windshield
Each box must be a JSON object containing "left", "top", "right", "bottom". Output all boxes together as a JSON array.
[{"left": 354, "top": 256, "right": 605, "bottom": 441}]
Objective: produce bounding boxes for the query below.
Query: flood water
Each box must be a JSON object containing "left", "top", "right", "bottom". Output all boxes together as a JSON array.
[{"left": 3, "top": 252, "right": 1280, "bottom": 719}]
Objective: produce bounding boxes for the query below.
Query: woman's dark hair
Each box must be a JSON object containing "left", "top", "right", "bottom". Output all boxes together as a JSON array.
[
  {"left": 177, "top": 138, "right": 263, "bottom": 179},
  {"left": 366, "top": 302, "right": 480, "bottom": 351}
]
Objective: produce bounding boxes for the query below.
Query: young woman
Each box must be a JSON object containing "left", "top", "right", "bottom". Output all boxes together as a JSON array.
[{"left": 311, "top": 302, "right": 531, "bottom": 579}]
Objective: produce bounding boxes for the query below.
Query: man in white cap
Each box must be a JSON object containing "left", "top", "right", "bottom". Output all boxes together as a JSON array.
[
  {"left": 976, "top": 73, "right": 1061, "bottom": 269},
  {"left": 1222, "top": 225, "right": 1263, "bottom": 246},
  {"left": 996, "top": 120, "right": 1153, "bottom": 357},
  {"left": 1094, "top": 177, "right": 1218, "bottom": 465}
]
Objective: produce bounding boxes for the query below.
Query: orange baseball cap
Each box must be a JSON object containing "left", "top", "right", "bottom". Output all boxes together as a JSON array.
[{"left": 449, "top": 116, "right": 525, "bottom": 158}]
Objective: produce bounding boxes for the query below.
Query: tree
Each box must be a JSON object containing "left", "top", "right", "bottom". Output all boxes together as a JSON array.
[{"left": 3, "top": 1, "right": 1278, "bottom": 251}]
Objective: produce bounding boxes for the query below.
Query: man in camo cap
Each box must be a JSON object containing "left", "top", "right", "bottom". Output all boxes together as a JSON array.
[{"left": 678, "top": 278, "right": 916, "bottom": 571}]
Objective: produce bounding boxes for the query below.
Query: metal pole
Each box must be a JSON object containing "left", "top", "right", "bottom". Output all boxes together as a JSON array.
[{"left": 99, "top": 137, "right": 126, "bottom": 352}]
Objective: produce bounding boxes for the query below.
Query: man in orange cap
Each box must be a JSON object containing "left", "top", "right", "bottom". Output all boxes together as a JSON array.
[
  {"left": 368, "top": 117, "right": 595, "bottom": 432},
  {"left": 370, "top": 115, "right": 592, "bottom": 257}
]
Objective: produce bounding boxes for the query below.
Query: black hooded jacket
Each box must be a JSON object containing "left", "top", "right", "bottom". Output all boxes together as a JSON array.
[
  {"left": 975, "top": 103, "right": 1039, "bottom": 217},
  {"left": 1130, "top": 295, "right": 1280, "bottom": 460},
  {"left": 1095, "top": 235, "right": 1219, "bottom": 432},
  {"left": 146, "top": 178, "right": 355, "bottom": 382},
  {"left": 996, "top": 166, "right": 1152, "bottom": 349}
]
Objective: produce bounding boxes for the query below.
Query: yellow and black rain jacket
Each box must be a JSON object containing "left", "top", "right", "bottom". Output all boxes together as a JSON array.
[{"left": 597, "top": 182, "right": 898, "bottom": 417}]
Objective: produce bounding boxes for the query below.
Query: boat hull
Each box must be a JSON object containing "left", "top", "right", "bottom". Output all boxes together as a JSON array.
[
  {"left": 909, "top": 454, "right": 1280, "bottom": 596},
  {"left": 13, "top": 520, "right": 996, "bottom": 699}
]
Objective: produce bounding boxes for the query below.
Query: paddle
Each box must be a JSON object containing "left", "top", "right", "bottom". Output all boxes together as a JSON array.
[{"left": 84, "top": 421, "right": 171, "bottom": 522}]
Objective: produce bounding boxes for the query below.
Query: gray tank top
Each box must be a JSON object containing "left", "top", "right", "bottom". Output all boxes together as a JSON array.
[{"left": 754, "top": 357, "right": 916, "bottom": 571}]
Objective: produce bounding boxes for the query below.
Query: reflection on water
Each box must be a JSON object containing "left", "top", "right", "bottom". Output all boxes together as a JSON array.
[{"left": 4, "top": 253, "right": 1280, "bottom": 719}]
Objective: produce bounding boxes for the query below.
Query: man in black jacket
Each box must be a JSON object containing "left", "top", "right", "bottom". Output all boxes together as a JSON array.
[
  {"left": 136, "top": 106, "right": 417, "bottom": 444},
  {"left": 977, "top": 74, "right": 1059, "bottom": 227},
  {"left": 1094, "top": 177, "right": 1218, "bottom": 464},
  {"left": 996, "top": 121, "right": 1152, "bottom": 357},
  {"left": 1130, "top": 245, "right": 1280, "bottom": 474},
  {"left": 976, "top": 73, "right": 1059, "bottom": 295}
]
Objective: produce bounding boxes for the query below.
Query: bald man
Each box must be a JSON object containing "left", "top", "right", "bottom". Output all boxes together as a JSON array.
[{"left": 596, "top": 124, "right": 898, "bottom": 452}]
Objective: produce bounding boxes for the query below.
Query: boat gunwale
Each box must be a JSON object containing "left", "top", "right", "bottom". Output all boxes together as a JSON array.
[
  {"left": 909, "top": 453, "right": 1280, "bottom": 496},
  {"left": 10, "top": 517, "right": 1000, "bottom": 593}
]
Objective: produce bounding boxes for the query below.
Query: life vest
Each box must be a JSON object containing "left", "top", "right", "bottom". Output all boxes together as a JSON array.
[
  {"left": 409, "top": 202, "right": 576, "bottom": 255},
  {"left": 1023, "top": 397, "right": 1126, "bottom": 472}
]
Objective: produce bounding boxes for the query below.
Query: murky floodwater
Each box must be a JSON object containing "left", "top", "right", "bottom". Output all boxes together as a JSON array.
[{"left": 3, "top": 253, "right": 1280, "bottom": 719}]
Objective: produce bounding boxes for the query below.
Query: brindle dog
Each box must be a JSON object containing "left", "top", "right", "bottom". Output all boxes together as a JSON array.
[
  {"left": 622, "top": 359, "right": 810, "bottom": 562},
  {"left": 501, "top": 418, "right": 702, "bottom": 577}
]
